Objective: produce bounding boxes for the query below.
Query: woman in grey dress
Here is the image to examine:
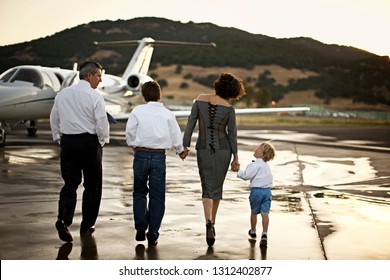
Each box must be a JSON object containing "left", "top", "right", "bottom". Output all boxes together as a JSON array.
[{"left": 183, "top": 73, "right": 245, "bottom": 246}]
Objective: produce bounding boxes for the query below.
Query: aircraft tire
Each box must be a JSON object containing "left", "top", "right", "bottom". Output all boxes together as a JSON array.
[
  {"left": 0, "top": 129, "right": 5, "bottom": 147},
  {"left": 27, "top": 120, "right": 37, "bottom": 136},
  {"left": 27, "top": 127, "right": 37, "bottom": 136}
]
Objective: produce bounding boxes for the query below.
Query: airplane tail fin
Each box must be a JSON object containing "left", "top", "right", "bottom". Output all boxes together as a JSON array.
[{"left": 94, "top": 37, "right": 216, "bottom": 92}]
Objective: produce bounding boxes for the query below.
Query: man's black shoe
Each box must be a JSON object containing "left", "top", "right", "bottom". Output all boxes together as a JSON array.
[
  {"left": 55, "top": 220, "right": 73, "bottom": 243},
  {"left": 136, "top": 229, "right": 146, "bottom": 241}
]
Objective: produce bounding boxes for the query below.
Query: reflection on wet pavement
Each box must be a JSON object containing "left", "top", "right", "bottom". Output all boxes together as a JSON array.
[
  {"left": 273, "top": 191, "right": 303, "bottom": 213},
  {"left": 248, "top": 239, "right": 267, "bottom": 260},
  {"left": 80, "top": 234, "right": 98, "bottom": 260},
  {"left": 56, "top": 243, "right": 73, "bottom": 260},
  {"left": 1, "top": 128, "right": 389, "bottom": 260}
]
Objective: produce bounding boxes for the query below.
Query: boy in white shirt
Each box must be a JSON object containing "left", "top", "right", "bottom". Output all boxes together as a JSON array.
[
  {"left": 235, "top": 142, "right": 275, "bottom": 246},
  {"left": 125, "top": 81, "right": 188, "bottom": 246}
]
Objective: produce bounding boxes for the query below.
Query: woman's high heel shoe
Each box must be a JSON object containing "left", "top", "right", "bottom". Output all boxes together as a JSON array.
[{"left": 206, "top": 220, "right": 215, "bottom": 246}]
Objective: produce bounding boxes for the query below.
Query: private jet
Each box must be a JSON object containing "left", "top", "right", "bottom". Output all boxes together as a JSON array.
[
  {"left": 0, "top": 37, "right": 309, "bottom": 147},
  {"left": 0, "top": 65, "right": 72, "bottom": 146},
  {"left": 0, "top": 64, "right": 129, "bottom": 146},
  {"left": 0, "top": 37, "right": 216, "bottom": 146}
]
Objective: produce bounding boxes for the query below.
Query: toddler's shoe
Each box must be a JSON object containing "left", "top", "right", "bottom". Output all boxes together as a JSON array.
[
  {"left": 260, "top": 234, "right": 268, "bottom": 246},
  {"left": 248, "top": 230, "right": 257, "bottom": 239}
]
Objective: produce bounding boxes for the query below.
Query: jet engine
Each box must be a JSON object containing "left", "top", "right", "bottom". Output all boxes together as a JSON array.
[{"left": 126, "top": 74, "right": 153, "bottom": 92}]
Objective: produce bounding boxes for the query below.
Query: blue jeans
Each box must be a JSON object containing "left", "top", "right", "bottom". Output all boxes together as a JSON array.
[{"left": 133, "top": 151, "right": 166, "bottom": 239}]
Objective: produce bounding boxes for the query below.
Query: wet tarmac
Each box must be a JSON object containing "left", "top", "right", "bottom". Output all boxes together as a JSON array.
[{"left": 0, "top": 122, "right": 389, "bottom": 260}]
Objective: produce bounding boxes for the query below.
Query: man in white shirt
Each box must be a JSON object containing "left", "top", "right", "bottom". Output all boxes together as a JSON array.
[
  {"left": 126, "top": 81, "right": 188, "bottom": 246},
  {"left": 50, "top": 61, "right": 110, "bottom": 243}
]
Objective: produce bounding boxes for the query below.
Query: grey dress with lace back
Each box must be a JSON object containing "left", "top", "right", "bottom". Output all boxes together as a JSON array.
[{"left": 183, "top": 101, "right": 238, "bottom": 199}]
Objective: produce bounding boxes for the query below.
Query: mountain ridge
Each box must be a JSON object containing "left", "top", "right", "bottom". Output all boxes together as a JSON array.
[{"left": 0, "top": 17, "right": 389, "bottom": 108}]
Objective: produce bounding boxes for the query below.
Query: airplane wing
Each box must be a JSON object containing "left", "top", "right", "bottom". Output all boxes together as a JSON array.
[
  {"left": 173, "top": 106, "right": 311, "bottom": 118},
  {"left": 111, "top": 106, "right": 310, "bottom": 122},
  {"left": 234, "top": 107, "right": 310, "bottom": 114}
]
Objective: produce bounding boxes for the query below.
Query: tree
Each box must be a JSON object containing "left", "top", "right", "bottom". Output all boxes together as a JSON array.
[
  {"left": 180, "top": 82, "right": 189, "bottom": 88},
  {"left": 157, "top": 79, "right": 168, "bottom": 88},
  {"left": 175, "top": 65, "right": 183, "bottom": 74}
]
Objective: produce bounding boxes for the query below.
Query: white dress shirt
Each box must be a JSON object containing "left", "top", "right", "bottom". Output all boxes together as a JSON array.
[
  {"left": 125, "top": 102, "right": 184, "bottom": 153},
  {"left": 237, "top": 158, "right": 273, "bottom": 189},
  {"left": 50, "top": 80, "right": 110, "bottom": 146}
]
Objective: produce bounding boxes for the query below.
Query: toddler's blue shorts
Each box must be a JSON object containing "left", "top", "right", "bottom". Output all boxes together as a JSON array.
[{"left": 249, "top": 188, "right": 271, "bottom": 214}]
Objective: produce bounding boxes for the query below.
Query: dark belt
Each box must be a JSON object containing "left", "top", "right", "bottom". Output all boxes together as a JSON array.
[
  {"left": 134, "top": 147, "right": 165, "bottom": 153},
  {"left": 62, "top": 133, "right": 97, "bottom": 138}
]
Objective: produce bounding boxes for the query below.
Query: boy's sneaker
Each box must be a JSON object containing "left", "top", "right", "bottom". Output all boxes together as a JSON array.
[
  {"left": 136, "top": 229, "right": 146, "bottom": 241},
  {"left": 260, "top": 234, "right": 268, "bottom": 246},
  {"left": 248, "top": 230, "right": 257, "bottom": 239}
]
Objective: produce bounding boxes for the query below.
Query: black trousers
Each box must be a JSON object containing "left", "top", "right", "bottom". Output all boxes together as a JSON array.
[{"left": 58, "top": 133, "right": 103, "bottom": 229}]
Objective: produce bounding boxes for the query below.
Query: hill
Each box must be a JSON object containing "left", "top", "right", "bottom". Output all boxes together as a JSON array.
[
  {"left": 1, "top": 17, "right": 389, "bottom": 110},
  {"left": 151, "top": 65, "right": 390, "bottom": 112}
]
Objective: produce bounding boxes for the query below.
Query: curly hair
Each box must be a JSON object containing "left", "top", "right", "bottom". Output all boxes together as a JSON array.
[
  {"left": 214, "top": 73, "right": 246, "bottom": 100},
  {"left": 261, "top": 142, "right": 275, "bottom": 162}
]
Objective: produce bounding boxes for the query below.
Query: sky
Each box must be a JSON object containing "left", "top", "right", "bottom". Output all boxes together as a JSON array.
[{"left": 0, "top": 0, "right": 389, "bottom": 56}]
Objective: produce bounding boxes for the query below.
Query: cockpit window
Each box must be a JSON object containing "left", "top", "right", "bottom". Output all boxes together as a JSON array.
[
  {"left": 9, "top": 68, "right": 44, "bottom": 88},
  {"left": 0, "top": 68, "right": 18, "bottom": 82}
]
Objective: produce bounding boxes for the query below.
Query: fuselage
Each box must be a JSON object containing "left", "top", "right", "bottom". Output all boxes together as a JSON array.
[{"left": 0, "top": 65, "right": 74, "bottom": 121}]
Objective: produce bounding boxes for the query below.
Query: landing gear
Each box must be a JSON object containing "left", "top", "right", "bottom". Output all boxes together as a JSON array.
[
  {"left": 0, "top": 120, "right": 38, "bottom": 147},
  {"left": 26, "top": 120, "right": 37, "bottom": 136},
  {"left": 0, "top": 128, "right": 5, "bottom": 147}
]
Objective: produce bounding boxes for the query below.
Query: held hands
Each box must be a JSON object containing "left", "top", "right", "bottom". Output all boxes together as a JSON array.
[
  {"left": 179, "top": 147, "right": 190, "bottom": 160},
  {"left": 230, "top": 160, "right": 240, "bottom": 172}
]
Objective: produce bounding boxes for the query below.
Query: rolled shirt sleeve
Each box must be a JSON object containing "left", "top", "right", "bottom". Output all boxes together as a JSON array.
[
  {"left": 49, "top": 97, "right": 61, "bottom": 142},
  {"left": 95, "top": 95, "right": 110, "bottom": 146}
]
